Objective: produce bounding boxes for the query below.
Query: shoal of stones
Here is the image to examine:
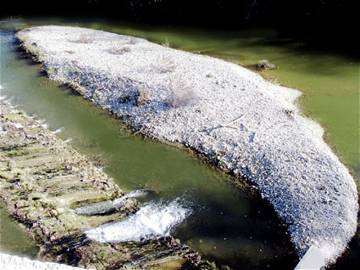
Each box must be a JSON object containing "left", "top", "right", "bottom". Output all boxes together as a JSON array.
[
  {"left": 0, "top": 102, "right": 208, "bottom": 269},
  {"left": 15, "top": 26, "right": 358, "bottom": 266}
]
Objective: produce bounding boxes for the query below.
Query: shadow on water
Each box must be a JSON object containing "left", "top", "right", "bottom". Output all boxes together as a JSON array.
[{"left": 57, "top": 84, "right": 82, "bottom": 96}]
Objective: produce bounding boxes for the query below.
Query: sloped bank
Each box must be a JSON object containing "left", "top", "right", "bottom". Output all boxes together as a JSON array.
[
  {"left": 16, "top": 25, "right": 358, "bottom": 266},
  {"left": 0, "top": 101, "right": 207, "bottom": 269}
]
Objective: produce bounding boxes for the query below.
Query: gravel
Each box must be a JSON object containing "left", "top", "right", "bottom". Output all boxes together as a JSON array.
[{"left": 16, "top": 25, "right": 358, "bottom": 266}]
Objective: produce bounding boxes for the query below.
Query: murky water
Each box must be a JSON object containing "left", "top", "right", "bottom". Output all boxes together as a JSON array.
[
  {"left": 0, "top": 17, "right": 358, "bottom": 269},
  {"left": 0, "top": 205, "right": 38, "bottom": 258}
]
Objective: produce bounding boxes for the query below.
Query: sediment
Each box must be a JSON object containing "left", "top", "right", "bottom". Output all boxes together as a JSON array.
[
  {"left": 14, "top": 25, "right": 358, "bottom": 266},
  {"left": 0, "top": 101, "right": 207, "bottom": 269}
]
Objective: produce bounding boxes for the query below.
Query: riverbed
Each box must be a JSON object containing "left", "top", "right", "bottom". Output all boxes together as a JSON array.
[{"left": 0, "top": 17, "right": 359, "bottom": 269}]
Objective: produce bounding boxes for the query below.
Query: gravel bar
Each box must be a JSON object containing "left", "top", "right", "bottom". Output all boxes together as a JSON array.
[{"left": 16, "top": 25, "right": 358, "bottom": 266}]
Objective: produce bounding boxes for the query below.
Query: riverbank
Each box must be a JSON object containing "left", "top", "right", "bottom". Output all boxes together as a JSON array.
[
  {"left": 0, "top": 100, "right": 207, "bottom": 269},
  {"left": 15, "top": 25, "right": 358, "bottom": 266}
]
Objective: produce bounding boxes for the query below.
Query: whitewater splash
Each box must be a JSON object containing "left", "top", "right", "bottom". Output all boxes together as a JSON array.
[{"left": 85, "top": 199, "right": 191, "bottom": 243}]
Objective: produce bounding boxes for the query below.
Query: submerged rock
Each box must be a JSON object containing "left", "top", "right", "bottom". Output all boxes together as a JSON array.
[
  {"left": 74, "top": 199, "right": 121, "bottom": 216},
  {"left": 74, "top": 190, "right": 146, "bottom": 216},
  {"left": 256, "top": 59, "right": 276, "bottom": 70},
  {"left": 16, "top": 26, "right": 358, "bottom": 267}
]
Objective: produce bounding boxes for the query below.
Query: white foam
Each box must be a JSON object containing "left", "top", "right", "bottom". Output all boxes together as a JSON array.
[
  {"left": 64, "top": 138, "right": 72, "bottom": 143},
  {"left": 52, "top": 127, "right": 64, "bottom": 134},
  {"left": 2, "top": 97, "right": 13, "bottom": 105},
  {"left": 36, "top": 119, "right": 46, "bottom": 124},
  {"left": 86, "top": 199, "right": 191, "bottom": 243}
]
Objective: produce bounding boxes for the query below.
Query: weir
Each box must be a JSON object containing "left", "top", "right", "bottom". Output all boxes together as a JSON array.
[{"left": 0, "top": 100, "right": 206, "bottom": 269}]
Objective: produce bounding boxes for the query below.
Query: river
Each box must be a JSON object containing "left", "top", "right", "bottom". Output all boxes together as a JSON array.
[{"left": 0, "top": 17, "right": 358, "bottom": 269}]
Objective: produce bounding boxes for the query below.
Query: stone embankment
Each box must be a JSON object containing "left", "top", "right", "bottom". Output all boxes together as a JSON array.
[{"left": 0, "top": 101, "right": 207, "bottom": 269}]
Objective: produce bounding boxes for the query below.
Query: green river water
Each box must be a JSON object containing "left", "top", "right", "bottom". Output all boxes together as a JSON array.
[{"left": 0, "top": 18, "right": 359, "bottom": 269}]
